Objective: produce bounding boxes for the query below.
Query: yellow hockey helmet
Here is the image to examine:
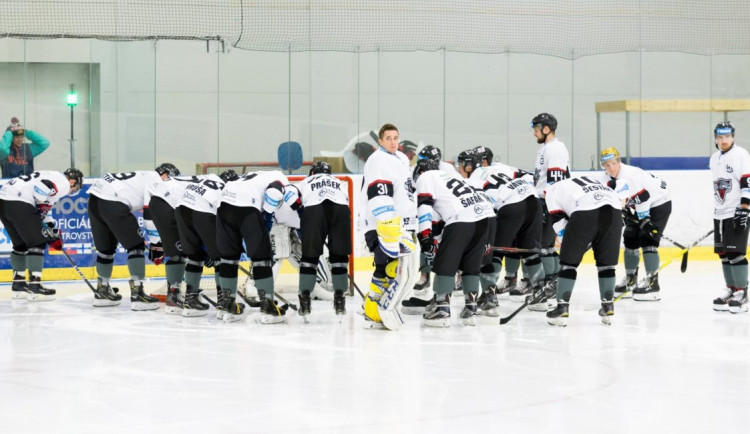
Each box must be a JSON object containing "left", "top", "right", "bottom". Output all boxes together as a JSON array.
[{"left": 600, "top": 147, "right": 621, "bottom": 166}]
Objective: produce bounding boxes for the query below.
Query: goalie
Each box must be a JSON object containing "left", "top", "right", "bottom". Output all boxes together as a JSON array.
[{"left": 361, "top": 123, "right": 420, "bottom": 331}]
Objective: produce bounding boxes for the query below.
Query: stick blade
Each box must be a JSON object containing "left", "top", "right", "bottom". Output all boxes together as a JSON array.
[{"left": 680, "top": 251, "right": 689, "bottom": 273}]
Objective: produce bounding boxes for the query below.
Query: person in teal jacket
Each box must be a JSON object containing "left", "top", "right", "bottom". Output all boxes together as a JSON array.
[{"left": 0, "top": 117, "right": 50, "bottom": 178}]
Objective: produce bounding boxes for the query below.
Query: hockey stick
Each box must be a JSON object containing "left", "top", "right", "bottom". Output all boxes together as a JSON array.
[
  {"left": 661, "top": 234, "right": 691, "bottom": 273},
  {"left": 499, "top": 286, "right": 545, "bottom": 325},
  {"left": 492, "top": 246, "right": 541, "bottom": 254},
  {"left": 60, "top": 247, "right": 98, "bottom": 294},
  {"left": 200, "top": 293, "right": 219, "bottom": 308},
  {"left": 237, "top": 264, "right": 298, "bottom": 311},
  {"left": 613, "top": 229, "right": 714, "bottom": 302}
]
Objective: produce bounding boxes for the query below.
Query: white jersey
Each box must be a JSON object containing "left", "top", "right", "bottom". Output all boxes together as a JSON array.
[
  {"left": 221, "top": 170, "right": 287, "bottom": 211},
  {"left": 470, "top": 163, "right": 535, "bottom": 210},
  {"left": 710, "top": 144, "right": 750, "bottom": 220},
  {"left": 178, "top": 174, "right": 227, "bottom": 215},
  {"left": 415, "top": 170, "right": 495, "bottom": 233},
  {"left": 295, "top": 173, "right": 349, "bottom": 207},
  {"left": 0, "top": 170, "right": 71, "bottom": 207},
  {"left": 88, "top": 170, "right": 163, "bottom": 212},
  {"left": 533, "top": 137, "right": 570, "bottom": 197},
  {"left": 439, "top": 161, "right": 459, "bottom": 175},
  {"left": 147, "top": 175, "right": 207, "bottom": 209},
  {"left": 597, "top": 163, "right": 670, "bottom": 219},
  {"left": 361, "top": 148, "right": 418, "bottom": 231},
  {"left": 545, "top": 176, "right": 621, "bottom": 232}
]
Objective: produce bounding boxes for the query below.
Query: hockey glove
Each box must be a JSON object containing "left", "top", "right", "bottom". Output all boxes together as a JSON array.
[
  {"left": 622, "top": 207, "right": 639, "bottom": 225},
  {"left": 639, "top": 218, "right": 660, "bottom": 242},
  {"left": 733, "top": 207, "right": 750, "bottom": 231},
  {"left": 148, "top": 242, "right": 164, "bottom": 265},
  {"left": 376, "top": 217, "right": 403, "bottom": 258},
  {"left": 203, "top": 257, "right": 216, "bottom": 268},
  {"left": 41, "top": 221, "right": 60, "bottom": 241},
  {"left": 262, "top": 211, "right": 274, "bottom": 233}
]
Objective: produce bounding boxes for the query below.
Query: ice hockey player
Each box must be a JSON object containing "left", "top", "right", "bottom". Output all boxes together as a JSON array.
[
  {"left": 217, "top": 170, "right": 289, "bottom": 323},
  {"left": 173, "top": 170, "right": 239, "bottom": 317},
  {"left": 0, "top": 168, "right": 82, "bottom": 300},
  {"left": 87, "top": 164, "right": 178, "bottom": 310},
  {"left": 282, "top": 161, "right": 351, "bottom": 321},
  {"left": 544, "top": 176, "right": 623, "bottom": 326},
  {"left": 144, "top": 169, "right": 205, "bottom": 314},
  {"left": 598, "top": 147, "right": 672, "bottom": 301},
  {"left": 468, "top": 150, "right": 544, "bottom": 315},
  {"left": 361, "top": 123, "right": 419, "bottom": 331},
  {"left": 414, "top": 157, "right": 495, "bottom": 326},
  {"left": 531, "top": 113, "right": 570, "bottom": 302},
  {"left": 710, "top": 121, "right": 750, "bottom": 314}
]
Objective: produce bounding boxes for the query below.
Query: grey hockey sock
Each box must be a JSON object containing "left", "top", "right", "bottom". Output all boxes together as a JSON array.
[
  {"left": 255, "top": 276, "right": 274, "bottom": 297},
  {"left": 165, "top": 262, "right": 185, "bottom": 287},
  {"left": 127, "top": 256, "right": 146, "bottom": 281},
  {"left": 96, "top": 262, "right": 114, "bottom": 279},
  {"left": 557, "top": 277, "right": 576, "bottom": 300},
  {"left": 185, "top": 270, "right": 202, "bottom": 290},
  {"left": 541, "top": 255, "right": 556, "bottom": 279},
  {"left": 643, "top": 252, "right": 660, "bottom": 274},
  {"left": 722, "top": 259, "right": 735, "bottom": 287},
  {"left": 598, "top": 276, "right": 616, "bottom": 299},
  {"left": 504, "top": 256, "right": 520, "bottom": 277},
  {"left": 731, "top": 263, "right": 748, "bottom": 289},
  {"left": 299, "top": 273, "right": 317, "bottom": 293},
  {"left": 462, "top": 274, "right": 480, "bottom": 294},
  {"left": 525, "top": 262, "right": 544, "bottom": 286},
  {"left": 433, "top": 275, "right": 454, "bottom": 296},
  {"left": 332, "top": 273, "right": 348, "bottom": 292},
  {"left": 479, "top": 263, "right": 500, "bottom": 291},
  {"left": 10, "top": 252, "right": 27, "bottom": 274},
  {"left": 624, "top": 248, "right": 640, "bottom": 274},
  {"left": 26, "top": 254, "right": 44, "bottom": 274}
]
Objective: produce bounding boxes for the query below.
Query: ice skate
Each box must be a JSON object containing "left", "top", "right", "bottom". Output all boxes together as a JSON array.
[
  {"left": 614, "top": 272, "right": 637, "bottom": 300},
  {"left": 299, "top": 290, "right": 312, "bottom": 323},
  {"left": 546, "top": 301, "right": 569, "bottom": 327},
  {"left": 333, "top": 290, "right": 346, "bottom": 317},
  {"left": 599, "top": 300, "right": 614, "bottom": 325},
  {"left": 129, "top": 280, "right": 160, "bottom": 311},
  {"left": 401, "top": 290, "right": 434, "bottom": 315},
  {"left": 495, "top": 276, "right": 517, "bottom": 297},
  {"left": 477, "top": 286, "right": 499, "bottom": 317},
  {"left": 728, "top": 287, "right": 748, "bottom": 314},
  {"left": 259, "top": 290, "right": 287, "bottom": 324},
  {"left": 460, "top": 292, "right": 478, "bottom": 326},
  {"left": 509, "top": 278, "right": 532, "bottom": 303},
  {"left": 527, "top": 283, "right": 549, "bottom": 312},
  {"left": 222, "top": 296, "right": 246, "bottom": 323},
  {"left": 11, "top": 274, "right": 29, "bottom": 300},
  {"left": 363, "top": 276, "right": 387, "bottom": 327},
  {"left": 412, "top": 271, "right": 431, "bottom": 295},
  {"left": 93, "top": 278, "right": 122, "bottom": 307},
  {"left": 164, "top": 285, "right": 183, "bottom": 315},
  {"left": 215, "top": 287, "right": 228, "bottom": 320},
  {"left": 422, "top": 294, "right": 451, "bottom": 328},
  {"left": 181, "top": 289, "right": 209, "bottom": 317},
  {"left": 26, "top": 276, "right": 56, "bottom": 301},
  {"left": 712, "top": 286, "right": 734, "bottom": 312},
  {"left": 633, "top": 273, "right": 660, "bottom": 301}
]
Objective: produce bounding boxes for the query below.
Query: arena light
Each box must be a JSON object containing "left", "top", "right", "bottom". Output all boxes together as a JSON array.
[{"left": 67, "top": 85, "right": 78, "bottom": 107}]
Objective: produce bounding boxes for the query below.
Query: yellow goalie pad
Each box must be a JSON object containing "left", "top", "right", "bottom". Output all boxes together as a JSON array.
[{"left": 376, "top": 217, "right": 403, "bottom": 242}]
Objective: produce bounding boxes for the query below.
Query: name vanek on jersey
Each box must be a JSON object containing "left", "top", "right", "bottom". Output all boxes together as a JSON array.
[
  {"left": 710, "top": 144, "right": 750, "bottom": 220},
  {"left": 88, "top": 170, "right": 163, "bottom": 211},
  {"left": 598, "top": 163, "right": 670, "bottom": 219},
  {"left": 178, "top": 174, "right": 227, "bottom": 215},
  {"left": 534, "top": 137, "right": 570, "bottom": 197},
  {"left": 361, "top": 148, "right": 417, "bottom": 231},
  {"left": 545, "top": 176, "right": 621, "bottom": 232},
  {"left": 0, "top": 170, "right": 71, "bottom": 207},
  {"left": 221, "top": 170, "right": 287, "bottom": 210},
  {"left": 415, "top": 170, "right": 495, "bottom": 233},
  {"left": 470, "top": 163, "right": 535, "bottom": 210}
]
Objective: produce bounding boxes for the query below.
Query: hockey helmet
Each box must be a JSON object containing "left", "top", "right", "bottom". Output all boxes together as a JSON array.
[
  {"left": 715, "top": 121, "right": 735, "bottom": 136},
  {"left": 155, "top": 162, "right": 180, "bottom": 178},
  {"left": 531, "top": 113, "right": 558, "bottom": 131},
  {"left": 456, "top": 149, "right": 480, "bottom": 172},
  {"left": 219, "top": 169, "right": 239, "bottom": 182},
  {"left": 473, "top": 146, "right": 494, "bottom": 164},
  {"left": 64, "top": 167, "right": 84, "bottom": 193},
  {"left": 600, "top": 147, "right": 621, "bottom": 166},
  {"left": 413, "top": 158, "right": 439, "bottom": 182},
  {"left": 309, "top": 161, "right": 332, "bottom": 176},
  {"left": 418, "top": 145, "right": 442, "bottom": 162}
]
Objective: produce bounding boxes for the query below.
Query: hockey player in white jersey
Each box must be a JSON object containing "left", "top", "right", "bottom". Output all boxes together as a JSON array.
[
  {"left": 0, "top": 168, "right": 82, "bottom": 300},
  {"left": 87, "top": 163, "right": 178, "bottom": 310},
  {"left": 544, "top": 177, "right": 623, "bottom": 326},
  {"left": 710, "top": 121, "right": 750, "bottom": 313},
  {"left": 361, "top": 123, "right": 420, "bottom": 331},
  {"left": 173, "top": 170, "right": 239, "bottom": 317},
  {"left": 598, "top": 147, "right": 672, "bottom": 301},
  {"left": 531, "top": 113, "right": 570, "bottom": 299},
  {"left": 144, "top": 170, "right": 210, "bottom": 314},
  {"left": 468, "top": 150, "right": 545, "bottom": 314},
  {"left": 414, "top": 158, "right": 495, "bottom": 326},
  {"left": 217, "top": 170, "right": 289, "bottom": 323},
  {"left": 282, "top": 161, "right": 351, "bottom": 321}
]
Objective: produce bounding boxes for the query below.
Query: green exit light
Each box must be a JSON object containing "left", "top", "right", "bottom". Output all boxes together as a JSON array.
[{"left": 67, "top": 92, "right": 78, "bottom": 107}]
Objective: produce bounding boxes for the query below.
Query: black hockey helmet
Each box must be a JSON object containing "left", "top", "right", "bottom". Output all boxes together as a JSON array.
[
  {"left": 715, "top": 121, "right": 735, "bottom": 136},
  {"left": 413, "top": 157, "right": 439, "bottom": 182},
  {"left": 457, "top": 149, "right": 480, "bottom": 172},
  {"left": 418, "top": 145, "right": 442, "bottom": 162},
  {"left": 531, "top": 113, "right": 558, "bottom": 131},
  {"left": 473, "top": 146, "right": 494, "bottom": 164},
  {"left": 219, "top": 169, "right": 239, "bottom": 182},
  {"left": 309, "top": 161, "right": 332, "bottom": 176},
  {"left": 155, "top": 162, "right": 180, "bottom": 178},
  {"left": 63, "top": 167, "right": 84, "bottom": 192}
]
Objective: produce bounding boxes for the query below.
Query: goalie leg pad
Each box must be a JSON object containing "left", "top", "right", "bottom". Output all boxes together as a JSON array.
[
  {"left": 364, "top": 276, "right": 387, "bottom": 324},
  {"left": 377, "top": 249, "right": 421, "bottom": 331}
]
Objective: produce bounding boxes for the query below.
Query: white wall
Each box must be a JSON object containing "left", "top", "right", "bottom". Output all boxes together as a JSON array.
[{"left": 3, "top": 39, "right": 750, "bottom": 177}]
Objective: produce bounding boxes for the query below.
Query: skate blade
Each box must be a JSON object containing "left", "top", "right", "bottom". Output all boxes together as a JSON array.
[
  {"left": 547, "top": 317, "right": 568, "bottom": 327},
  {"left": 509, "top": 295, "right": 529, "bottom": 303},
  {"left": 259, "top": 314, "right": 286, "bottom": 324},
  {"left": 300, "top": 314, "right": 311, "bottom": 324},
  {"left": 615, "top": 292, "right": 633, "bottom": 300},
  {"left": 27, "top": 294, "right": 56, "bottom": 302},
  {"left": 181, "top": 309, "right": 208, "bottom": 317},
  {"left": 216, "top": 311, "right": 226, "bottom": 320},
  {"left": 600, "top": 316, "right": 612, "bottom": 325},
  {"left": 478, "top": 307, "right": 500, "bottom": 317},
  {"left": 633, "top": 294, "right": 661, "bottom": 302},
  {"left": 423, "top": 317, "right": 451, "bottom": 328},
  {"left": 379, "top": 309, "right": 405, "bottom": 331},
  {"left": 164, "top": 306, "right": 183, "bottom": 315},
  {"left": 11, "top": 292, "right": 28, "bottom": 300},
  {"left": 461, "top": 315, "right": 477, "bottom": 326},
  {"left": 729, "top": 306, "right": 749, "bottom": 314},
  {"left": 400, "top": 306, "right": 426, "bottom": 315},
  {"left": 130, "top": 302, "right": 160, "bottom": 311},
  {"left": 93, "top": 299, "right": 121, "bottom": 307},
  {"left": 527, "top": 303, "right": 548, "bottom": 312},
  {"left": 223, "top": 313, "right": 246, "bottom": 323}
]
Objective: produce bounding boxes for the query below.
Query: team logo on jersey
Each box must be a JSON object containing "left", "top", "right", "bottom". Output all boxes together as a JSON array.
[
  {"left": 714, "top": 178, "right": 732, "bottom": 204},
  {"left": 474, "top": 205, "right": 486, "bottom": 215},
  {"left": 594, "top": 192, "right": 604, "bottom": 201},
  {"left": 726, "top": 164, "right": 733, "bottom": 173}
]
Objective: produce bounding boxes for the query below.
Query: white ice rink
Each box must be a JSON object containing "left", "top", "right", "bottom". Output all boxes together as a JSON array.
[{"left": 1, "top": 261, "right": 748, "bottom": 434}]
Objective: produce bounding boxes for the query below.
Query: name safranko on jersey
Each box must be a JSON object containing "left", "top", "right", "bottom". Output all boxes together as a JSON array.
[
  {"left": 309, "top": 178, "right": 341, "bottom": 191},
  {"left": 460, "top": 193, "right": 488, "bottom": 208}
]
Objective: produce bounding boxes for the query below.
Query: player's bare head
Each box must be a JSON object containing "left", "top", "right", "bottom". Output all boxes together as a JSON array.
[
  {"left": 378, "top": 123, "right": 400, "bottom": 153},
  {"left": 715, "top": 121, "right": 735, "bottom": 151},
  {"left": 600, "top": 147, "right": 621, "bottom": 177},
  {"left": 64, "top": 167, "right": 84, "bottom": 193},
  {"left": 531, "top": 113, "right": 557, "bottom": 144}
]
